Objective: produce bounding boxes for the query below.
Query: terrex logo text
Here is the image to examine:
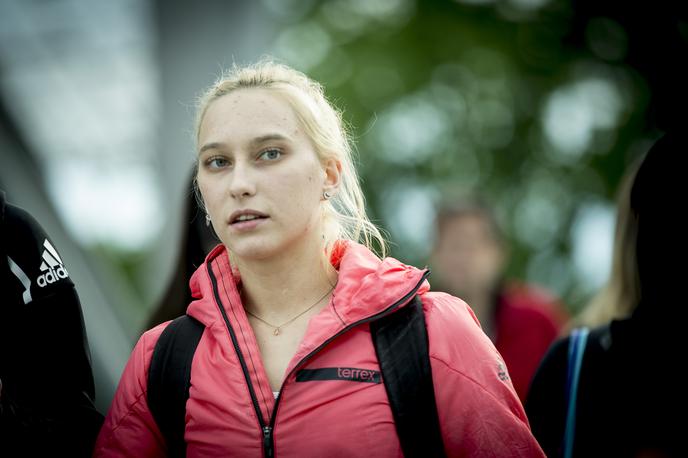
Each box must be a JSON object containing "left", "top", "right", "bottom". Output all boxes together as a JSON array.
[{"left": 296, "top": 367, "right": 381, "bottom": 384}]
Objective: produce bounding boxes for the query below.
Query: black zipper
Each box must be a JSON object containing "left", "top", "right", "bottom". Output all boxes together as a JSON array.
[
  {"left": 207, "top": 262, "right": 268, "bottom": 429},
  {"left": 209, "top": 260, "right": 429, "bottom": 457},
  {"left": 262, "top": 425, "right": 274, "bottom": 458}
]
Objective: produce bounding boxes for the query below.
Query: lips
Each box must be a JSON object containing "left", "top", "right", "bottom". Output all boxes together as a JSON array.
[{"left": 229, "top": 209, "right": 269, "bottom": 225}]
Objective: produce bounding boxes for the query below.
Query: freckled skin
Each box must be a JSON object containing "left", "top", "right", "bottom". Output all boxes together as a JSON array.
[{"left": 196, "top": 89, "right": 332, "bottom": 263}]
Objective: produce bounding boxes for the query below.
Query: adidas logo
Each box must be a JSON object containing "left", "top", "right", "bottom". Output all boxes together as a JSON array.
[{"left": 37, "top": 239, "right": 69, "bottom": 287}]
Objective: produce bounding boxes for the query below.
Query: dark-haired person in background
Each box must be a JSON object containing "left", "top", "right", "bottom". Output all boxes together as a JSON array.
[
  {"left": 0, "top": 191, "right": 103, "bottom": 456},
  {"left": 431, "top": 199, "right": 569, "bottom": 402},
  {"left": 144, "top": 172, "right": 217, "bottom": 332}
]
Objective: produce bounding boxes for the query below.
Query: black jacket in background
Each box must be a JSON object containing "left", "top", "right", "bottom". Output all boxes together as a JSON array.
[
  {"left": 0, "top": 191, "right": 103, "bottom": 457},
  {"left": 526, "top": 319, "right": 685, "bottom": 457},
  {"left": 526, "top": 132, "right": 686, "bottom": 458}
]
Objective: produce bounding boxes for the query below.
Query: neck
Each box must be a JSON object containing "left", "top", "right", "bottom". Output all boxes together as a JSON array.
[
  {"left": 462, "top": 290, "right": 496, "bottom": 337},
  {"left": 233, "top": 237, "right": 338, "bottom": 321}
]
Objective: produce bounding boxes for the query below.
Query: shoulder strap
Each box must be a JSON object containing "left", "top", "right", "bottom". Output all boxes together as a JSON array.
[
  {"left": 563, "top": 327, "right": 589, "bottom": 458},
  {"left": 370, "top": 295, "right": 446, "bottom": 458},
  {"left": 147, "top": 314, "right": 205, "bottom": 458}
]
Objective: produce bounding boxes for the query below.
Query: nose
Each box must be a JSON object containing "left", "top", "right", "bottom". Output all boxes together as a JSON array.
[{"left": 228, "top": 161, "right": 256, "bottom": 199}]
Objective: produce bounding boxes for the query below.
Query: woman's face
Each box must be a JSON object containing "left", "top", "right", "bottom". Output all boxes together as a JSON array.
[
  {"left": 432, "top": 214, "right": 505, "bottom": 297},
  {"left": 196, "top": 88, "right": 339, "bottom": 262}
]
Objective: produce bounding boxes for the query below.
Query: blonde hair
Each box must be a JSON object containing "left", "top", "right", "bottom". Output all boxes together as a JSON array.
[
  {"left": 573, "top": 159, "right": 642, "bottom": 329},
  {"left": 194, "top": 59, "right": 386, "bottom": 257}
]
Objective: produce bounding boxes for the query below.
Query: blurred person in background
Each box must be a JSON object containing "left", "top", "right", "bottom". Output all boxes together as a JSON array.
[
  {"left": 564, "top": 158, "right": 642, "bottom": 333},
  {"left": 431, "top": 199, "right": 569, "bottom": 401},
  {"left": 525, "top": 132, "right": 685, "bottom": 457},
  {"left": 94, "top": 60, "right": 544, "bottom": 457},
  {"left": 0, "top": 191, "right": 103, "bottom": 456},
  {"left": 144, "top": 171, "right": 217, "bottom": 332}
]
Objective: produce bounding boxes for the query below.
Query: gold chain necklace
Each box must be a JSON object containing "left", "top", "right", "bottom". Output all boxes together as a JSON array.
[{"left": 244, "top": 284, "right": 335, "bottom": 336}]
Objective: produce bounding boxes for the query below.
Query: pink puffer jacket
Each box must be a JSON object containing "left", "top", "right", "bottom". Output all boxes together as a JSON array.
[{"left": 94, "top": 241, "right": 544, "bottom": 457}]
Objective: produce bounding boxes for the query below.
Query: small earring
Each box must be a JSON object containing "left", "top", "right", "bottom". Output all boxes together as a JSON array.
[
  {"left": 205, "top": 214, "right": 211, "bottom": 226},
  {"left": 323, "top": 190, "right": 333, "bottom": 200}
]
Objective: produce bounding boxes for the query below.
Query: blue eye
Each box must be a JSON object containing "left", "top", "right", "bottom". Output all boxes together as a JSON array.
[
  {"left": 259, "top": 149, "right": 282, "bottom": 161},
  {"left": 207, "top": 157, "right": 230, "bottom": 169}
]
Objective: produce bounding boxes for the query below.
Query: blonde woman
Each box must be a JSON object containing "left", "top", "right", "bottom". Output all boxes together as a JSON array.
[
  {"left": 570, "top": 159, "right": 642, "bottom": 331},
  {"left": 526, "top": 133, "right": 684, "bottom": 457},
  {"left": 94, "top": 60, "right": 544, "bottom": 457}
]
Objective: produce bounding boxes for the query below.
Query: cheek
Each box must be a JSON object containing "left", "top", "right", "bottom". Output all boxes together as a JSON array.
[
  {"left": 196, "top": 179, "right": 209, "bottom": 202},
  {"left": 278, "top": 167, "right": 322, "bottom": 199},
  {"left": 284, "top": 175, "right": 323, "bottom": 226},
  {"left": 197, "top": 177, "right": 220, "bottom": 210}
]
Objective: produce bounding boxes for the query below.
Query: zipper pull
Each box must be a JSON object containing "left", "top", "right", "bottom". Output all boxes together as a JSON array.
[{"left": 263, "top": 425, "right": 274, "bottom": 458}]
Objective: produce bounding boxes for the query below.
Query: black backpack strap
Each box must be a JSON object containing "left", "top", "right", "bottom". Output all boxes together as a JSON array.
[
  {"left": 370, "top": 295, "right": 446, "bottom": 458},
  {"left": 147, "top": 314, "right": 205, "bottom": 458}
]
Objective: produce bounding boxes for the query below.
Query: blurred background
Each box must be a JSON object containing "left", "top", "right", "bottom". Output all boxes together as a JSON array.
[{"left": 1, "top": 0, "right": 686, "bottom": 411}]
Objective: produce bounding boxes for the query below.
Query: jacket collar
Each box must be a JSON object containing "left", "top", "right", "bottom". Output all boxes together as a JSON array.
[{"left": 187, "top": 240, "right": 430, "bottom": 327}]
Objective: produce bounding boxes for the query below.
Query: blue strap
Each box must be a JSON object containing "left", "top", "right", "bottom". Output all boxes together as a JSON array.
[{"left": 563, "top": 327, "right": 589, "bottom": 458}]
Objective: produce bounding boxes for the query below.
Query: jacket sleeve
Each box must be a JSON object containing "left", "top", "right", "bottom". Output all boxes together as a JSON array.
[
  {"left": 423, "top": 292, "right": 546, "bottom": 457},
  {"left": 94, "top": 326, "right": 168, "bottom": 458},
  {"left": 0, "top": 199, "right": 103, "bottom": 457}
]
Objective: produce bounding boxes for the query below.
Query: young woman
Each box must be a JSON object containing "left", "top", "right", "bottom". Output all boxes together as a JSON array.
[{"left": 94, "top": 60, "right": 544, "bottom": 457}]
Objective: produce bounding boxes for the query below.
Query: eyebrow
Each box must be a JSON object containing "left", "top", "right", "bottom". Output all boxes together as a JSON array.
[{"left": 199, "top": 134, "right": 291, "bottom": 154}]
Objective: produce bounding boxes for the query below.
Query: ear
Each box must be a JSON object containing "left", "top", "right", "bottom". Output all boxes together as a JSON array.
[{"left": 322, "top": 157, "right": 342, "bottom": 195}]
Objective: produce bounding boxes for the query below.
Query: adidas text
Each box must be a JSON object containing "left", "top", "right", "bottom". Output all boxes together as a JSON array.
[
  {"left": 38, "top": 266, "right": 69, "bottom": 287},
  {"left": 37, "top": 239, "right": 69, "bottom": 287}
]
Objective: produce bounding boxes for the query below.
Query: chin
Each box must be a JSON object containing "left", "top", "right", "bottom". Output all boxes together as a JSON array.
[
  {"left": 226, "top": 239, "right": 282, "bottom": 262},
  {"left": 223, "top": 226, "right": 318, "bottom": 263}
]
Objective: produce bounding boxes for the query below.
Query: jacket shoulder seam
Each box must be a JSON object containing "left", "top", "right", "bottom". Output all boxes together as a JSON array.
[
  {"left": 430, "top": 355, "right": 522, "bottom": 420},
  {"left": 108, "top": 386, "right": 150, "bottom": 434}
]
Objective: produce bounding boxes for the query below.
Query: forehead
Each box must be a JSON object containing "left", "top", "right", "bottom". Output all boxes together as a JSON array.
[{"left": 199, "top": 88, "right": 301, "bottom": 144}]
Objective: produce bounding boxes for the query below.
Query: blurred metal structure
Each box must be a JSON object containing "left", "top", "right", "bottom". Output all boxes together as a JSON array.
[
  {"left": 0, "top": 0, "right": 278, "bottom": 411},
  {"left": 0, "top": 98, "right": 132, "bottom": 412},
  {"left": 0, "top": 0, "right": 157, "bottom": 412}
]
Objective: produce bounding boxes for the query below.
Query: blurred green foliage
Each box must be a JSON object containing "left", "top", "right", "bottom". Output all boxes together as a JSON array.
[{"left": 264, "top": 0, "right": 659, "bottom": 312}]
